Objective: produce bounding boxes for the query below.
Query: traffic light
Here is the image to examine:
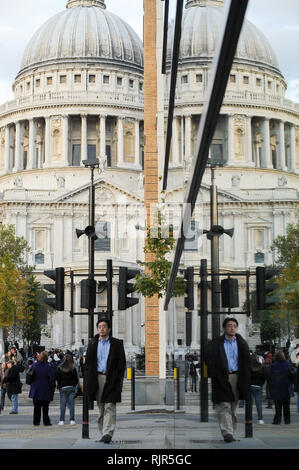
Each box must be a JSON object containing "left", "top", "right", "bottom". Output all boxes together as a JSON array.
[
  {"left": 43, "top": 267, "right": 65, "bottom": 311},
  {"left": 256, "top": 267, "right": 280, "bottom": 310},
  {"left": 118, "top": 267, "right": 140, "bottom": 310},
  {"left": 184, "top": 267, "right": 194, "bottom": 311},
  {"left": 80, "top": 278, "right": 97, "bottom": 310},
  {"left": 221, "top": 278, "right": 239, "bottom": 308}
]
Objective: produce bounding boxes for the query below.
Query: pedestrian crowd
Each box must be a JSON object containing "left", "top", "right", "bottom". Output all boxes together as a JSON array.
[
  {"left": 0, "top": 316, "right": 126, "bottom": 444},
  {"left": 1, "top": 321, "right": 298, "bottom": 445},
  {"left": 0, "top": 344, "right": 84, "bottom": 425},
  {"left": 207, "top": 317, "right": 299, "bottom": 443}
]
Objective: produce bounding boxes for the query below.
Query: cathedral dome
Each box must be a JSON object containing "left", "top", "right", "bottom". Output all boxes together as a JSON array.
[
  {"left": 168, "top": 0, "right": 281, "bottom": 76},
  {"left": 17, "top": 0, "right": 143, "bottom": 78}
]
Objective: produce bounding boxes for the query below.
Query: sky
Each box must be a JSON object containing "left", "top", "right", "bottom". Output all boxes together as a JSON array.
[{"left": 0, "top": 0, "right": 298, "bottom": 104}]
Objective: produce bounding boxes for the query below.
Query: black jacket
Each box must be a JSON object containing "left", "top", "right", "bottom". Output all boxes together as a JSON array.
[
  {"left": 208, "top": 333, "right": 251, "bottom": 403},
  {"left": 251, "top": 365, "right": 268, "bottom": 387},
  {"left": 3, "top": 365, "right": 22, "bottom": 395},
  {"left": 56, "top": 367, "right": 79, "bottom": 389},
  {"left": 85, "top": 335, "right": 126, "bottom": 403}
]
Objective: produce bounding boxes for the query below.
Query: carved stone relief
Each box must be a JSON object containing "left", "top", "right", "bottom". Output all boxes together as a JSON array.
[{"left": 234, "top": 117, "right": 245, "bottom": 160}]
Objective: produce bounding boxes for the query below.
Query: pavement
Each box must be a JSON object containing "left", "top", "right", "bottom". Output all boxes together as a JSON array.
[{"left": 0, "top": 381, "right": 299, "bottom": 455}]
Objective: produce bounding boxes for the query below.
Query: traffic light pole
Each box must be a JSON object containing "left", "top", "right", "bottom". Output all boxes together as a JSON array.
[
  {"left": 210, "top": 165, "right": 221, "bottom": 339},
  {"left": 88, "top": 163, "right": 96, "bottom": 343},
  {"left": 82, "top": 159, "right": 99, "bottom": 439},
  {"left": 199, "top": 259, "right": 209, "bottom": 422}
]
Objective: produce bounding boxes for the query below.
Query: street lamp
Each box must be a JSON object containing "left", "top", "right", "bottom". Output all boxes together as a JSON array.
[
  {"left": 78, "top": 156, "right": 106, "bottom": 439},
  {"left": 204, "top": 160, "right": 234, "bottom": 339}
]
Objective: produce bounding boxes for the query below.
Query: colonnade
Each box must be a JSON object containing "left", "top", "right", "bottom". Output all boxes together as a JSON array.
[
  {"left": 170, "top": 114, "right": 297, "bottom": 172},
  {"left": 1, "top": 113, "right": 143, "bottom": 173}
]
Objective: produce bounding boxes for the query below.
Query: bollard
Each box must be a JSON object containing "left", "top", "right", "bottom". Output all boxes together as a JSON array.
[
  {"left": 245, "top": 392, "right": 253, "bottom": 438},
  {"left": 174, "top": 367, "right": 180, "bottom": 410},
  {"left": 127, "top": 367, "right": 135, "bottom": 411},
  {"left": 82, "top": 367, "right": 89, "bottom": 439}
]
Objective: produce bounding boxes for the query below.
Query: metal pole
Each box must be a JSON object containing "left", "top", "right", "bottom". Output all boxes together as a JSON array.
[
  {"left": 82, "top": 163, "right": 97, "bottom": 439},
  {"left": 200, "top": 259, "right": 209, "bottom": 422},
  {"left": 245, "top": 392, "right": 253, "bottom": 437},
  {"left": 176, "top": 366, "right": 180, "bottom": 411},
  {"left": 132, "top": 366, "right": 135, "bottom": 411},
  {"left": 88, "top": 166, "right": 95, "bottom": 342},
  {"left": 106, "top": 259, "right": 113, "bottom": 334},
  {"left": 210, "top": 166, "right": 221, "bottom": 339}
]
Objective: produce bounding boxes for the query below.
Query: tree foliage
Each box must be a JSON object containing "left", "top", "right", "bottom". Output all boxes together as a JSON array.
[
  {"left": 261, "top": 221, "right": 299, "bottom": 340},
  {"left": 135, "top": 209, "right": 185, "bottom": 298},
  {"left": 0, "top": 253, "right": 32, "bottom": 328},
  {"left": 0, "top": 225, "right": 45, "bottom": 341}
]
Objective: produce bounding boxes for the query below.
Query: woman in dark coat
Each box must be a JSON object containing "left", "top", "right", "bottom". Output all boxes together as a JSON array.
[
  {"left": 3, "top": 360, "right": 22, "bottom": 414},
  {"left": 29, "top": 351, "right": 56, "bottom": 426},
  {"left": 268, "top": 350, "right": 294, "bottom": 424}
]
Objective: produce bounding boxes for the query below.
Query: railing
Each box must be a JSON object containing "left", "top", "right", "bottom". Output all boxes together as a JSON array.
[
  {"left": 0, "top": 90, "right": 144, "bottom": 116},
  {"left": 167, "top": 89, "right": 299, "bottom": 113}
]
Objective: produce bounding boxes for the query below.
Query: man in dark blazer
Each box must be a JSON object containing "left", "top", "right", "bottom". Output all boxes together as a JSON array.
[
  {"left": 208, "top": 317, "right": 251, "bottom": 443},
  {"left": 85, "top": 317, "right": 126, "bottom": 443}
]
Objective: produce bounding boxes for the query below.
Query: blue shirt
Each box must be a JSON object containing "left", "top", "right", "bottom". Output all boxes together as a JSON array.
[
  {"left": 224, "top": 336, "right": 238, "bottom": 372},
  {"left": 97, "top": 336, "right": 110, "bottom": 372}
]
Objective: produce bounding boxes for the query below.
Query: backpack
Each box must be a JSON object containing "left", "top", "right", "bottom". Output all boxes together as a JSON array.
[{"left": 189, "top": 362, "right": 196, "bottom": 376}]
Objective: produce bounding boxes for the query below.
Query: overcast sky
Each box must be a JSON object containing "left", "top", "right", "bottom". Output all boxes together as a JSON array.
[{"left": 0, "top": 0, "right": 298, "bottom": 104}]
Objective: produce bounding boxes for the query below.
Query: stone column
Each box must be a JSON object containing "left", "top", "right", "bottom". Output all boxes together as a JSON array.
[
  {"left": 246, "top": 116, "right": 254, "bottom": 166},
  {"left": 4, "top": 126, "right": 10, "bottom": 173},
  {"left": 278, "top": 121, "right": 287, "bottom": 171},
  {"left": 81, "top": 114, "right": 87, "bottom": 164},
  {"left": 135, "top": 118, "right": 140, "bottom": 166},
  {"left": 185, "top": 114, "right": 192, "bottom": 161},
  {"left": 13, "top": 121, "right": 22, "bottom": 172},
  {"left": 44, "top": 116, "right": 51, "bottom": 167},
  {"left": 117, "top": 117, "right": 124, "bottom": 165},
  {"left": 261, "top": 118, "right": 272, "bottom": 168},
  {"left": 172, "top": 116, "right": 179, "bottom": 165},
  {"left": 62, "top": 115, "right": 69, "bottom": 166},
  {"left": 28, "top": 118, "right": 36, "bottom": 170},
  {"left": 290, "top": 124, "right": 296, "bottom": 172},
  {"left": 227, "top": 115, "right": 234, "bottom": 164},
  {"left": 100, "top": 114, "right": 106, "bottom": 158}
]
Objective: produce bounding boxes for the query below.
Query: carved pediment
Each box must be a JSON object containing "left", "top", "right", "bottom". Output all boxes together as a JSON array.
[
  {"left": 56, "top": 178, "right": 143, "bottom": 205},
  {"left": 165, "top": 183, "right": 244, "bottom": 203}
]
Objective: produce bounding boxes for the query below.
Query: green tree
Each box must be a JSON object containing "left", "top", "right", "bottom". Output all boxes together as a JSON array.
[
  {"left": 135, "top": 209, "right": 185, "bottom": 298},
  {"left": 0, "top": 253, "right": 32, "bottom": 328},
  {"left": 0, "top": 225, "right": 47, "bottom": 342},
  {"left": 0, "top": 224, "right": 31, "bottom": 274},
  {"left": 265, "top": 222, "right": 299, "bottom": 339},
  {"left": 20, "top": 276, "right": 45, "bottom": 345},
  {"left": 271, "top": 221, "right": 299, "bottom": 269}
]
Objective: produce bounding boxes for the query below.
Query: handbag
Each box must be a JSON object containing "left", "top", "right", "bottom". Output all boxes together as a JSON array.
[
  {"left": 288, "top": 366, "right": 296, "bottom": 384},
  {"left": 26, "top": 366, "right": 35, "bottom": 385}
]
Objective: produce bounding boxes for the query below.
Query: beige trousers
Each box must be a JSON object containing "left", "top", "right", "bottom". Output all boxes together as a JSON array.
[
  {"left": 96, "top": 374, "right": 116, "bottom": 437},
  {"left": 214, "top": 373, "right": 239, "bottom": 437}
]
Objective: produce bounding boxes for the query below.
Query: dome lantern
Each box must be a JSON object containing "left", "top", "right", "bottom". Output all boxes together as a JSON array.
[{"left": 66, "top": 0, "right": 106, "bottom": 8}]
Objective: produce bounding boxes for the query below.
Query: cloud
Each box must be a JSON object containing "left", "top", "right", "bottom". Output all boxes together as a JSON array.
[
  {"left": 282, "top": 25, "right": 299, "bottom": 32},
  {"left": 286, "top": 79, "right": 299, "bottom": 103},
  {"left": 0, "top": 79, "right": 14, "bottom": 105}
]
